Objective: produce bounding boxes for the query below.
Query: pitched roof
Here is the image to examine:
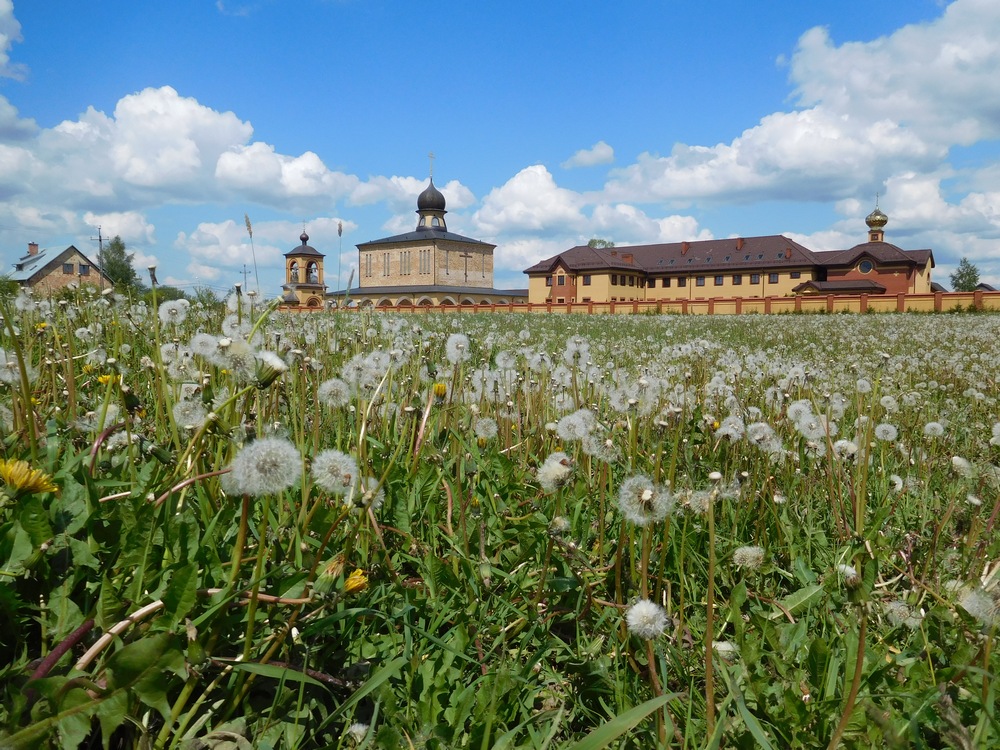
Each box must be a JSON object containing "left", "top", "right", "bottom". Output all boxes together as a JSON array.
[
  {"left": 792, "top": 279, "right": 887, "bottom": 293},
  {"left": 8, "top": 245, "right": 109, "bottom": 285},
  {"left": 815, "top": 242, "right": 934, "bottom": 268},
  {"left": 357, "top": 227, "right": 494, "bottom": 249},
  {"left": 525, "top": 235, "right": 820, "bottom": 275}
]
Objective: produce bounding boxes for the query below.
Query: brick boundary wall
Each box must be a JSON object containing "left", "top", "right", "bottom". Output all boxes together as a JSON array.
[{"left": 287, "top": 290, "right": 1000, "bottom": 315}]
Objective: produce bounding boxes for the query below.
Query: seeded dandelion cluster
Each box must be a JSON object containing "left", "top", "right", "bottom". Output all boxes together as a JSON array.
[
  {"left": 229, "top": 437, "right": 302, "bottom": 497},
  {"left": 626, "top": 599, "right": 669, "bottom": 640}
]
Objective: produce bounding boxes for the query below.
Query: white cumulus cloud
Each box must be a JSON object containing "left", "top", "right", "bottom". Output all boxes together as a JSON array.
[{"left": 562, "top": 141, "right": 614, "bottom": 169}]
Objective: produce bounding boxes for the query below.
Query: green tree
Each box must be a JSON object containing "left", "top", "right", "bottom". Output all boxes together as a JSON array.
[
  {"left": 98, "top": 235, "right": 142, "bottom": 292},
  {"left": 588, "top": 238, "right": 615, "bottom": 249},
  {"left": 950, "top": 257, "right": 980, "bottom": 292}
]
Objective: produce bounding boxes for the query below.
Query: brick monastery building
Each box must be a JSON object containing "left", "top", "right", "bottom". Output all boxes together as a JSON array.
[
  {"left": 320, "top": 178, "right": 528, "bottom": 307},
  {"left": 523, "top": 205, "right": 934, "bottom": 305}
]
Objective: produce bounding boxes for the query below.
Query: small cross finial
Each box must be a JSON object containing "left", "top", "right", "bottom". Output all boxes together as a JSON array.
[
  {"left": 428, "top": 151, "right": 435, "bottom": 179},
  {"left": 875, "top": 192, "right": 880, "bottom": 209}
]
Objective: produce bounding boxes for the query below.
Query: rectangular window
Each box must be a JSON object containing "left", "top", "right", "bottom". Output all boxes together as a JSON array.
[
  {"left": 582, "top": 297, "right": 591, "bottom": 303},
  {"left": 63, "top": 263, "right": 74, "bottom": 274},
  {"left": 545, "top": 275, "right": 552, "bottom": 287},
  {"left": 732, "top": 274, "right": 742, "bottom": 285},
  {"left": 383, "top": 253, "right": 389, "bottom": 276},
  {"left": 714, "top": 275, "right": 724, "bottom": 286},
  {"left": 751, "top": 273, "right": 761, "bottom": 284},
  {"left": 365, "top": 253, "right": 373, "bottom": 277},
  {"left": 790, "top": 271, "right": 801, "bottom": 279},
  {"left": 582, "top": 275, "right": 591, "bottom": 286},
  {"left": 662, "top": 277, "right": 670, "bottom": 288},
  {"left": 768, "top": 273, "right": 779, "bottom": 284},
  {"left": 79, "top": 264, "right": 90, "bottom": 276},
  {"left": 628, "top": 276, "right": 635, "bottom": 287},
  {"left": 557, "top": 275, "right": 565, "bottom": 286},
  {"left": 611, "top": 274, "right": 618, "bottom": 286},
  {"left": 678, "top": 276, "right": 687, "bottom": 287},
  {"left": 696, "top": 276, "right": 706, "bottom": 287}
]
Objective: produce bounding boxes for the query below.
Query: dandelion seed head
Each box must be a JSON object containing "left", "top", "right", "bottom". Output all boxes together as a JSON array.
[
  {"left": 625, "top": 599, "right": 669, "bottom": 640},
  {"left": 311, "top": 450, "right": 359, "bottom": 496},
  {"left": 617, "top": 475, "right": 674, "bottom": 526},
  {"left": 874, "top": 423, "right": 898, "bottom": 442},
  {"left": 537, "top": 452, "right": 573, "bottom": 493},
  {"left": 229, "top": 437, "right": 302, "bottom": 497},
  {"left": 923, "top": 421, "right": 945, "bottom": 437},
  {"left": 733, "top": 545, "right": 765, "bottom": 570}
]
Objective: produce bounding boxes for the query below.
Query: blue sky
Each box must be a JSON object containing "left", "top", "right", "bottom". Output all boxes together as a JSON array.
[{"left": 2, "top": 0, "right": 998, "bottom": 294}]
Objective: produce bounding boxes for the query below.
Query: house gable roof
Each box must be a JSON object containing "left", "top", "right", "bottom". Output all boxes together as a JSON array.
[{"left": 9, "top": 245, "right": 110, "bottom": 285}]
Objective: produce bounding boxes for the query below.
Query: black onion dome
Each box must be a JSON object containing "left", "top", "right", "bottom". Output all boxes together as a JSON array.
[{"left": 416, "top": 178, "right": 447, "bottom": 211}]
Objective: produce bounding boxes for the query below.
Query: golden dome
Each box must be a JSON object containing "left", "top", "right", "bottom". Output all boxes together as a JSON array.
[{"left": 865, "top": 206, "right": 888, "bottom": 230}]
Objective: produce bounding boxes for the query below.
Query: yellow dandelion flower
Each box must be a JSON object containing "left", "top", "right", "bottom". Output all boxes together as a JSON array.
[
  {"left": 97, "top": 373, "right": 121, "bottom": 386},
  {"left": 0, "top": 459, "right": 57, "bottom": 496},
  {"left": 343, "top": 569, "right": 369, "bottom": 595},
  {"left": 35, "top": 322, "right": 48, "bottom": 331},
  {"left": 433, "top": 382, "right": 448, "bottom": 399}
]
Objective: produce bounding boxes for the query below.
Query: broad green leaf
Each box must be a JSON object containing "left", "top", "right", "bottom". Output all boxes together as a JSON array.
[
  {"left": 19, "top": 496, "right": 53, "bottom": 547},
  {"left": 105, "top": 632, "right": 184, "bottom": 717},
  {"left": 163, "top": 562, "right": 199, "bottom": 629},
  {"left": 47, "top": 581, "right": 84, "bottom": 643},
  {"left": 213, "top": 659, "right": 328, "bottom": 689},
  {"left": 563, "top": 693, "right": 678, "bottom": 750},
  {"left": 769, "top": 584, "right": 825, "bottom": 620}
]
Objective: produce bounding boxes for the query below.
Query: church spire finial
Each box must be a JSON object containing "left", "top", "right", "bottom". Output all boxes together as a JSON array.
[{"left": 428, "top": 151, "right": 435, "bottom": 179}]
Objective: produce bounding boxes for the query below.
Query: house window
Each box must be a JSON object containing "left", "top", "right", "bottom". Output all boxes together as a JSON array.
[
  {"left": 790, "top": 271, "right": 801, "bottom": 279},
  {"left": 628, "top": 276, "right": 635, "bottom": 287},
  {"left": 662, "top": 277, "right": 670, "bottom": 288},
  {"left": 545, "top": 276, "right": 552, "bottom": 287},
  {"left": 365, "top": 254, "right": 373, "bottom": 277},
  {"left": 383, "top": 253, "right": 390, "bottom": 276},
  {"left": 768, "top": 273, "right": 779, "bottom": 284},
  {"left": 79, "top": 264, "right": 90, "bottom": 276},
  {"left": 582, "top": 275, "right": 591, "bottom": 286},
  {"left": 733, "top": 274, "right": 742, "bottom": 285},
  {"left": 678, "top": 276, "right": 687, "bottom": 287},
  {"left": 858, "top": 260, "right": 874, "bottom": 274},
  {"left": 611, "top": 274, "right": 618, "bottom": 286},
  {"left": 63, "top": 263, "right": 74, "bottom": 274},
  {"left": 751, "top": 273, "right": 761, "bottom": 284},
  {"left": 714, "top": 275, "right": 724, "bottom": 286},
  {"left": 696, "top": 276, "right": 705, "bottom": 287},
  {"left": 557, "top": 275, "right": 565, "bottom": 286},
  {"left": 582, "top": 297, "right": 591, "bottom": 302}
]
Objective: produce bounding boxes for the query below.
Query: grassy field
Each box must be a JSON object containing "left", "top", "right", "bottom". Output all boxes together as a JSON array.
[{"left": 1, "top": 289, "right": 998, "bottom": 749}]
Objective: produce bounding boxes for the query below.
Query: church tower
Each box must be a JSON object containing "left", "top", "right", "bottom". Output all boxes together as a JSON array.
[
  {"left": 282, "top": 231, "right": 326, "bottom": 308},
  {"left": 866, "top": 202, "right": 888, "bottom": 243}
]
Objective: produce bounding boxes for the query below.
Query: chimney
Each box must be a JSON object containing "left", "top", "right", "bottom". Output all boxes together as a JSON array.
[
  {"left": 736, "top": 237, "right": 744, "bottom": 251},
  {"left": 610, "top": 250, "right": 617, "bottom": 256},
  {"left": 681, "top": 241, "right": 689, "bottom": 255},
  {"left": 28, "top": 242, "right": 39, "bottom": 256},
  {"left": 622, "top": 253, "right": 634, "bottom": 265}
]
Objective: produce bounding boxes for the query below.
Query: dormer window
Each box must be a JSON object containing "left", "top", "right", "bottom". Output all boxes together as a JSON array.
[{"left": 858, "top": 260, "right": 874, "bottom": 274}]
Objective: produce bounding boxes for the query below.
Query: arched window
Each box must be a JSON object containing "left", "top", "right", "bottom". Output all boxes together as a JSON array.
[{"left": 289, "top": 261, "right": 300, "bottom": 282}]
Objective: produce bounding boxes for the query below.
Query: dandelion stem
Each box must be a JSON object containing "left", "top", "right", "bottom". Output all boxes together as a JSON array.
[{"left": 826, "top": 604, "right": 867, "bottom": 750}]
